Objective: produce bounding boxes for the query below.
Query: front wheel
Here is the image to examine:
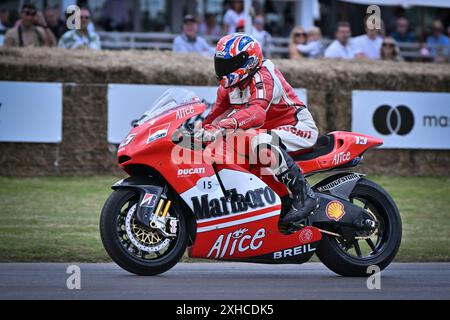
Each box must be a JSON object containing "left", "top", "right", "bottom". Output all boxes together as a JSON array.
[
  {"left": 100, "top": 188, "right": 188, "bottom": 275},
  {"left": 315, "top": 178, "right": 402, "bottom": 277}
]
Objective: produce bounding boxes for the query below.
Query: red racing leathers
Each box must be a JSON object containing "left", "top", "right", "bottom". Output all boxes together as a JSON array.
[
  {"left": 204, "top": 60, "right": 318, "bottom": 153},
  {"left": 204, "top": 59, "right": 320, "bottom": 222}
]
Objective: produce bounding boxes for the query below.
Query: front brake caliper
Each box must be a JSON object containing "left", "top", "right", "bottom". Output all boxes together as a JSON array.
[
  {"left": 169, "top": 218, "right": 178, "bottom": 234},
  {"left": 148, "top": 198, "right": 178, "bottom": 238}
]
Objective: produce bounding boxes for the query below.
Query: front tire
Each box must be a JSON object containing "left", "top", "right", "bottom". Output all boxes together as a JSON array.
[
  {"left": 315, "top": 178, "right": 402, "bottom": 277},
  {"left": 100, "top": 188, "right": 188, "bottom": 276}
]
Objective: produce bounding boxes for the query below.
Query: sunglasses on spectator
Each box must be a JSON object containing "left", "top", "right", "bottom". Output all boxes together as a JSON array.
[
  {"left": 295, "top": 33, "right": 307, "bottom": 37},
  {"left": 382, "top": 42, "right": 395, "bottom": 47},
  {"left": 23, "top": 10, "right": 36, "bottom": 16}
]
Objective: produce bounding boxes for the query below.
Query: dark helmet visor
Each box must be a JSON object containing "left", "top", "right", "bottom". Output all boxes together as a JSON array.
[{"left": 214, "top": 51, "right": 249, "bottom": 79}]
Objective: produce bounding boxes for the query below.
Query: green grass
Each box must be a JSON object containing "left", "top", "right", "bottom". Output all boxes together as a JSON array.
[{"left": 0, "top": 175, "right": 449, "bottom": 262}]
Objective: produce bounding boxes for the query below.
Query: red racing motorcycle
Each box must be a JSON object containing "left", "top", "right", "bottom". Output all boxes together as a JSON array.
[{"left": 100, "top": 89, "right": 402, "bottom": 277}]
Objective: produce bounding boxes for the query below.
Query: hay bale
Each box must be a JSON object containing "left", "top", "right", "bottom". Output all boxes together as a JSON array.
[
  {"left": 305, "top": 89, "right": 328, "bottom": 135},
  {"left": 59, "top": 84, "right": 114, "bottom": 175},
  {"left": 361, "top": 149, "right": 450, "bottom": 176},
  {"left": 2, "top": 48, "right": 449, "bottom": 90},
  {"left": 0, "top": 143, "right": 60, "bottom": 176}
]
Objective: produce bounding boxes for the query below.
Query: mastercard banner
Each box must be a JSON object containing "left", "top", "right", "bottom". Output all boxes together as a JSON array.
[{"left": 352, "top": 90, "right": 450, "bottom": 150}]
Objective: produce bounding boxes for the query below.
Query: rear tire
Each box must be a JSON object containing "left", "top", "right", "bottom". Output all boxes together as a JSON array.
[
  {"left": 100, "top": 188, "right": 188, "bottom": 276},
  {"left": 315, "top": 178, "right": 402, "bottom": 277}
]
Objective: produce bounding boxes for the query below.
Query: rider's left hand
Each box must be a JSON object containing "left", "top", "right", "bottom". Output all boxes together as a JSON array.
[
  {"left": 195, "top": 124, "right": 222, "bottom": 142},
  {"left": 217, "top": 118, "right": 238, "bottom": 131}
]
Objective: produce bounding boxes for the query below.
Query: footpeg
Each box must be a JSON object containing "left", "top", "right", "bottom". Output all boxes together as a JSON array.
[{"left": 283, "top": 216, "right": 311, "bottom": 235}]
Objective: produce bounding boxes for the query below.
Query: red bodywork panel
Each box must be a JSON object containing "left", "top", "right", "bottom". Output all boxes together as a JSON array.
[
  {"left": 117, "top": 102, "right": 382, "bottom": 262},
  {"left": 190, "top": 212, "right": 322, "bottom": 260},
  {"left": 296, "top": 131, "right": 383, "bottom": 174}
]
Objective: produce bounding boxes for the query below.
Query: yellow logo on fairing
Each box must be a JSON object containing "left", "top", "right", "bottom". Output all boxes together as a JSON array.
[{"left": 326, "top": 200, "right": 346, "bottom": 221}]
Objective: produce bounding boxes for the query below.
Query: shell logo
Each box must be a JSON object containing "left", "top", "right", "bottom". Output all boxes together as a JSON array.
[{"left": 326, "top": 200, "right": 346, "bottom": 221}]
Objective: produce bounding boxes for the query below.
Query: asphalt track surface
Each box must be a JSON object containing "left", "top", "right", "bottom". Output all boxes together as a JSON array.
[{"left": 0, "top": 262, "right": 449, "bottom": 300}]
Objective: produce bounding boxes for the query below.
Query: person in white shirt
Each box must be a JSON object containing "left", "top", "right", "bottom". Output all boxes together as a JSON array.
[
  {"left": 58, "top": 8, "right": 101, "bottom": 50},
  {"left": 222, "top": 0, "right": 245, "bottom": 34},
  {"left": 173, "top": 15, "right": 214, "bottom": 57},
  {"left": 352, "top": 22, "right": 383, "bottom": 60},
  {"left": 296, "top": 26, "right": 323, "bottom": 58},
  {"left": 251, "top": 15, "right": 272, "bottom": 57},
  {"left": 324, "top": 21, "right": 359, "bottom": 59}
]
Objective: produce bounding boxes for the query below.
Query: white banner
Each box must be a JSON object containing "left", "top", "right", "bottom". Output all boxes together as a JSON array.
[
  {"left": 352, "top": 90, "right": 450, "bottom": 149},
  {"left": 108, "top": 84, "right": 307, "bottom": 144},
  {"left": 0, "top": 81, "right": 63, "bottom": 143}
]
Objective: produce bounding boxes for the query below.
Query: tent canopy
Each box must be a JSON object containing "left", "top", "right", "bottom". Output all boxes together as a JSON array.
[{"left": 339, "top": 0, "right": 450, "bottom": 8}]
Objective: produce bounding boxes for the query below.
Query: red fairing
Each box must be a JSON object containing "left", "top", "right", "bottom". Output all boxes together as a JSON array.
[
  {"left": 117, "top": 102, "right": 213, "bottom": 195},
  {"left": 189, "top": 213, "right": 322, "bottom": 260},
  {"left": 296, "top": 131, "right": 384, "bottom": 174},
  {"left": 117, "top": 97, "right": 383, "bottom": 263},
  {"left": 204, "top": 60, "right": 305, "bottom": 130}
]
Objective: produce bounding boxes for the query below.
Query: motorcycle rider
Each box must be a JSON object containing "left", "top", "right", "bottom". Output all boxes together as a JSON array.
[{"left": 198, "top": 33, "right": 319, "bottom": 224}]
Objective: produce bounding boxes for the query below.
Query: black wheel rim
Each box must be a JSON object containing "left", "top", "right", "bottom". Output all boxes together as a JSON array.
[
  {"left": 333, "top": 194, "right": 389, "bottom": 260},
  {"left": 114, "top": 193, "right": 180, "bottom": 262}
]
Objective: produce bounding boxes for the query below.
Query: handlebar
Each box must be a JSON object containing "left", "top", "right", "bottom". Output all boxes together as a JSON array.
[
  {"left": 171, "top": 127, "right": 228, "bottom": 150},
  {"left": 171, "top": 127, "right": 205, "bottom": 150}
]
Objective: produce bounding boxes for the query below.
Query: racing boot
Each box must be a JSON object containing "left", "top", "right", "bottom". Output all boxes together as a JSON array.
[{"left": 278, "top": 165, "right": 319, "bottom": 224}]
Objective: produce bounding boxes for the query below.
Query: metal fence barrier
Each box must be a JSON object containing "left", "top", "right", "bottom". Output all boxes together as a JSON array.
[{"left": 97, "top": 31, "right": 447, "bottom": 61}]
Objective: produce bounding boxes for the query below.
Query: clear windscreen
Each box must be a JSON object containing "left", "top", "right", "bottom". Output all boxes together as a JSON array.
[{"left": 136, "top": 88, "right": 201, "bottom": 126}]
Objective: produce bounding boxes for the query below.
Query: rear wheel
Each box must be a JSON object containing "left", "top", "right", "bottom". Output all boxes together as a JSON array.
[
  {"left": 100, "top": 188, "right": 188, "bottom": 276},
  {"left": 315, "top": 178, "right": 402, "bottom": 277}
]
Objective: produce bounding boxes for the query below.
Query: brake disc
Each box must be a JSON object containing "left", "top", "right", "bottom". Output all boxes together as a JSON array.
[{"left": 125, "top": 204, "right": 171, "bottom": 252}]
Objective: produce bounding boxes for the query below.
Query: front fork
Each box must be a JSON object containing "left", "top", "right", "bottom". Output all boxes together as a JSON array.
[
  {"left": 112, "top": 177, "right": 178, "bottom": 238},
  {"left": 148, "top": 197, "right": 178, "bottom": 238}
]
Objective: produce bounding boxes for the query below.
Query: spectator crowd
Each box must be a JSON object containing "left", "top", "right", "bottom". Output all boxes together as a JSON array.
[
  {"left": 1, "top": 1, "right": 449, "bottom": 63},
  {"left": 1, "top": 3, "right": 100, "bottom": 50}
]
